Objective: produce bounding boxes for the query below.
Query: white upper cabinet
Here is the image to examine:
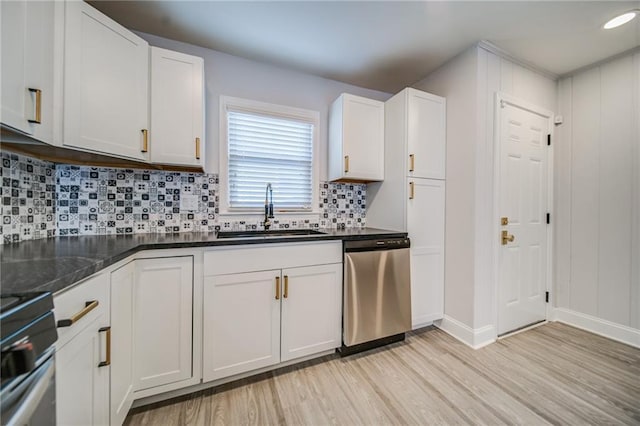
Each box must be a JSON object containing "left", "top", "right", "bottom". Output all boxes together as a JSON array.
[
  {"left": 63, "top": 1, "right": 149, "bottom": 161},
  {"left": 329, "top": 93, "right": 384, "bottom": 182},
  {"left": 1, "top": 0, "right": 57, "bottom": 142},
  {"left": 150, "top": 47, "right": 205, "bottom": 168},
  {"left": 367, "top": 87, "right": 447, "bottom": 328},
  {"left": 402, "top": 88, "right": 446, "bottom": 179}
]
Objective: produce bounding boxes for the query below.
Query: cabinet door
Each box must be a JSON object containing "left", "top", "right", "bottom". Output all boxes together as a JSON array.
[
  {"left": 110, "top": 262, "right": 135, "bottom": 426},
  {"left": 1, "top": 0, "right": 55, "bottom": 141},
  {"left": 56, "top": 315, "right": 109, "bottom": 426},
  {"left": 150, "top": 47, "right": 204, "bottom": 167},
  {"left": 203, "top": 270, "right": 281, "bottom": 382},
  {"left": 329, "top": 94, "right": 384, "bottom": 181},
  {"left": 407, "top": 178, "right": 445, "bottom": 328},
  {"left": 63, "top": 1, "right": 149, "bottom": 161},
  {"left": 280, "top": 263, "right": 342, "bottom": 362},
  {"left": 407, "top": 89, "right": 446, "bottom": 179},
  {"left": 133, "top": 257, "right": 193, "bottom": 391}
]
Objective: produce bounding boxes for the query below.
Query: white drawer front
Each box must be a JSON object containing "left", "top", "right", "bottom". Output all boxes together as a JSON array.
[
  {"left": 204, "top": 241, "right": 342, "bottom": 276},
  {"left": 54, "top": 273, "right": 109, "bottom": 350}
]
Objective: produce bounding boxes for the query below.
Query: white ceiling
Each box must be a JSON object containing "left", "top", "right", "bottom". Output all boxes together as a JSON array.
[{"left": 89, "top": 1, "right": 640, "bottom": 93}]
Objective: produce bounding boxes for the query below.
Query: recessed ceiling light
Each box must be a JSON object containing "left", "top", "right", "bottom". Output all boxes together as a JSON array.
[{"left": 603, "top": 11, "right": 638, "bottom": 29}]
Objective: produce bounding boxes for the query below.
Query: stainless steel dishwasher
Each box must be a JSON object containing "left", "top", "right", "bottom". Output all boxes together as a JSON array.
[{"left": 340, "top": 237, "right": 411, "bottom": 355}]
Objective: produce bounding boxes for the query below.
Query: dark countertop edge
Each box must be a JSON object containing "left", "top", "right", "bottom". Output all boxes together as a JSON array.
[{"left": 2, "top": 228, "right": 408, "bottom": 296}]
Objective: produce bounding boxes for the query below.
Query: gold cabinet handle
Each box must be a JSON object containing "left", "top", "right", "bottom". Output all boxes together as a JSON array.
[
  {"left": 275, "top": 276, "right": 280, "bottom": 300},
  {"left": 344, "top": 155, "right": 349, "bottom": 173},
  {"left": 141, "top": 129, "right": 149, "bottom": 152},
  {"left": 409, "top": 181, "right": 415, "bottom": 200},
  {"left": 195, "top": 137, "right": 201, "bottom": 160},
  {"left": 409, "top": 154, "right": 415, "bottom": 172},
  {"left": 283, "top": 275, "right": 289, "bottom": 299},
  {"left": 57, "top": 300, "right": 99, "bottom": 327},
  {"left": 501, "top": 217, "right": 509, "bottom": 226},
  {"left": 501, "top": 230, "right": 515, "bottom": 245},
  {"left": 28, "top": 88, "right": 42, "bottom": 124},
  {"left": 98, "top": 326, "right": 111, "bottom": 367}
]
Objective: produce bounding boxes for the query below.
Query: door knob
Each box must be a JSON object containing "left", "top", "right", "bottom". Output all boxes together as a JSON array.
[{"left": 501, "top": 230, "right": 515, "bottom": 245}]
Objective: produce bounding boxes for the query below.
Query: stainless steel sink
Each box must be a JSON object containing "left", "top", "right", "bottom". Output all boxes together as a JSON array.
[{"left": 216, "top": 229, "right": 327, "bottom": 239}]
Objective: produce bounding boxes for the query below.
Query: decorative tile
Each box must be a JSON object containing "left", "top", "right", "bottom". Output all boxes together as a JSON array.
[
  {"left": 0, "top": 152, "right": 57, "bottom": 244},
  {"left": 1, "top": 151, "right": 366, "bottom": 244}
]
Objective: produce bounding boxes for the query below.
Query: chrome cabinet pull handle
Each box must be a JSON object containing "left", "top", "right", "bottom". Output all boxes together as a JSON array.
[{"left": 57, "top": 300, "right": 99, "bottom": 327}]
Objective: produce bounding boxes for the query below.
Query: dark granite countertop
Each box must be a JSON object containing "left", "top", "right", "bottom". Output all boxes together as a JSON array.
[{"left": 0, "top": 228, "right": 406, "bottom": 296}]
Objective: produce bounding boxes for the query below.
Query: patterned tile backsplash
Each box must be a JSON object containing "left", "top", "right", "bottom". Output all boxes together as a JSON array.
[
  {"left": 1, "top": 152, "right": 57, "bottom": 243},
  {"left": 1, "top": 151, "right": 366, "bottom": 244}
]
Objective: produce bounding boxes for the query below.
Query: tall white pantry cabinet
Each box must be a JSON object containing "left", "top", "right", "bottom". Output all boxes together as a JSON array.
[{"left": 367, "top": 88, "right": 446, "bottom": 329}]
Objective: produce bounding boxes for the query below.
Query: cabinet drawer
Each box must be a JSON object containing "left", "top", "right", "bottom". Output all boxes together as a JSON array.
[
  {"left": 204, "top": 241, "right": 342, "bottom": 276},
  {"left": 54, "top": 273, "right": 109, "bottom": 351}
]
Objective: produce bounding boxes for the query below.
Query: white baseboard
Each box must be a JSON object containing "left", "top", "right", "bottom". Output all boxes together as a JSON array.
[
  {"left": 552, "top": 308, "right": 640, "bottom": 348},
  {"left": 434, "top": 315, "right": 496, "bottom": 349}
]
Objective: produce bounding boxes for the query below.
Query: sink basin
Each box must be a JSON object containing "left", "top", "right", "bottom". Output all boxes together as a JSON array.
[{"left": 216, "top": 229, "right": 327, "bottom": 239}]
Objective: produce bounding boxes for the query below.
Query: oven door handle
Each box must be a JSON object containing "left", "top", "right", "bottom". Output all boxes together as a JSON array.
[{"left": 4, "top": 353, "right": 55, "bottom": 426}]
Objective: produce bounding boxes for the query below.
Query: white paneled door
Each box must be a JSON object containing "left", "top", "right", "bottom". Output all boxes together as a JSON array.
[{"left": 497, "top": 95, "right": 552, "bottom": 335}]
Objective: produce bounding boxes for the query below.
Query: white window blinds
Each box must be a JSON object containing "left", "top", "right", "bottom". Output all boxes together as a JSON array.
[{"left": 227, "top": 110, "right": 314, "bottom": 210}]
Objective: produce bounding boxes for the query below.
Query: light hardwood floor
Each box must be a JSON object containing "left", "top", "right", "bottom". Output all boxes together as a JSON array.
[{"left": 125, "top": 323, "right": 640, "bottom": 425}]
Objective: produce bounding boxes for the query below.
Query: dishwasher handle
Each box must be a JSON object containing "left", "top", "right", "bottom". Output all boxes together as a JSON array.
[{"left": 344, "top": 238, "right": 410, "bottom": 252}]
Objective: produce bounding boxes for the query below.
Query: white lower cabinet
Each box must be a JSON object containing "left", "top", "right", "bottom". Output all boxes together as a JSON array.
[
  {"left": 280, "top": 264, "right": 342, "bottom": 362},
  {"left": 56, "top": 315, "right": 109, "bottom": 426},
  {"left": 132, "top": 257, "right": 193, "bottom": 391},
  {"left": 407, "top": 178, "right": 445, "bottom": 327},
  {"left": 204, "top": 270, "right": 281, "bottom": 381},
  {"left": 54, "top": 273, "right": 110, "bottom": 426},
  {"left": 55, "top": 244, "right": 341, "bottom": 424},
  {"left": 110, "top": 262, "right": 135, "bottom": 426},
  {"left": 202, "top": 242, "right": 342, "bottom": 382}
]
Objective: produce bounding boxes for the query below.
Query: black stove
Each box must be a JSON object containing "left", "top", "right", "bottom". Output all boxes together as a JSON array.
[
  {"left": 1, "top": 292, "right": 56, "bottom": 347},
  {"left": 1, "top": 291, "right": 58, "bottom": 425}
]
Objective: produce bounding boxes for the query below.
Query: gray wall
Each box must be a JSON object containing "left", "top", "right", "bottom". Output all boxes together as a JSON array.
[
  {"left": 412, "top": 48, "right": 479, "bottom": 328},
  {"left": 137, "top": 32, "right": 391, "bottom": 179},
  {"left": 556, "top": 50, "right": 640, "bottom": 331},
  {"left": 414, "top": 45, "right": 557, "bottom": 337},
  {"left": 473, "top": 47, "right": 556, "bottom": 330}
]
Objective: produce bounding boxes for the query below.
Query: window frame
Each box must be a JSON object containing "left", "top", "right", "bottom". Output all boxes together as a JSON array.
[{"left": 219, "top": 95, "right": 320, "bottom": 216}]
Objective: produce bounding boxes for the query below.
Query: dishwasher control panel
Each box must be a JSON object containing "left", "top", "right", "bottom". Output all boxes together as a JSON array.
[{"left": 344, "top": 237, "right": 410, "bottom": 252}]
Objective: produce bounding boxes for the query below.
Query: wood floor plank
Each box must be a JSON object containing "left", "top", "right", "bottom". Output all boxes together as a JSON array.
[{"left": 125, "top": 323, "right": 640, "bottom": 426}]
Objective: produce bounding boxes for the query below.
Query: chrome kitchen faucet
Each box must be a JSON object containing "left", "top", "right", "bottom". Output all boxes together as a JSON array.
[{"left": 264, "top": 183, "right": 274, "bottom": 230}]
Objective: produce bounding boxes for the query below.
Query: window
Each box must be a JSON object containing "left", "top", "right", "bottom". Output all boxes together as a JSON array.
[{"left": 220, "top": 96, "right": 319, "bottom": 213}]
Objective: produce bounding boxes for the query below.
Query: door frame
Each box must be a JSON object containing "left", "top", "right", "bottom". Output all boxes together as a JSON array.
[{"left": 492, "top": 92, "right": 555, "bottom": 337}]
